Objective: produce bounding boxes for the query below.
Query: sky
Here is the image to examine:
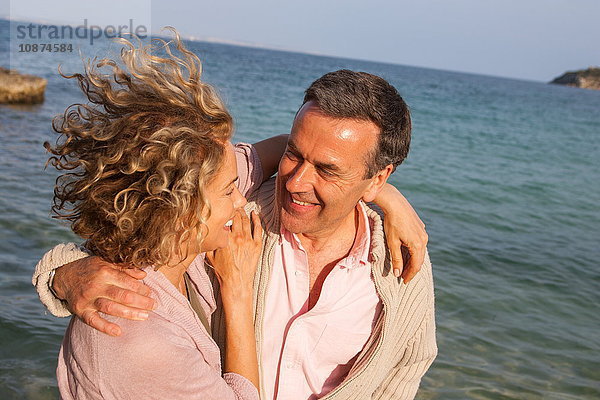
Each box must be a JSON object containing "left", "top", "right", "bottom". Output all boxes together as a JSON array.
[{"left": 3, "top": 0, "right": 599, "bottom": 81}]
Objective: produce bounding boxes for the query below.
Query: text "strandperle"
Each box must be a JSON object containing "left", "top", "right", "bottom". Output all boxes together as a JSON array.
[{"left": 15, "top": 19, "right": 148, "bottom": 45}]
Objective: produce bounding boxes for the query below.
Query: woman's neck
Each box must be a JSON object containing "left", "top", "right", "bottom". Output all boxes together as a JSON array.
[{"left": 159, "top": 252, "right": 198, "bottom": 296}]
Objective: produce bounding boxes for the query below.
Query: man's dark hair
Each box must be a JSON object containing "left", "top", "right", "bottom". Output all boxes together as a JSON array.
[{"left": 302, "top": 69, "right": 411, "bottom": 178}]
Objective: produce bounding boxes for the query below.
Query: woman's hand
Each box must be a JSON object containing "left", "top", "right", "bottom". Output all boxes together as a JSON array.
[
  {"left": 374, "top": 184, "right": 428, "bottom": 283},
  {"left": 206, "top": 210, "right": 263, "bottom": 300},
  {"left": 207, "top": 209, "right": 262, "bottom": 390}
]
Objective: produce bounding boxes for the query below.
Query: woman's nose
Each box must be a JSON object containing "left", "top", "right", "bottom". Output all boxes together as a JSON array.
[{"left": 233, "top": 186, "right": 247, "bottom": 209}]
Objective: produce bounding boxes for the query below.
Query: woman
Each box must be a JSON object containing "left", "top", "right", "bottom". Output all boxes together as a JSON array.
[{"left": 46, "top": 32, "right": 263, "bottom": 399}]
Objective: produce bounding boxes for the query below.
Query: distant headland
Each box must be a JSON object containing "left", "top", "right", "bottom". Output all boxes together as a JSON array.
[{"left": 550, "top": 67, "right": 600, "bottom": 90}]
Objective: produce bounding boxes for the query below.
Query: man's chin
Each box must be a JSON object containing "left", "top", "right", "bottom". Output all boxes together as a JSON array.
[{"left": 280, "top": 211, "right": 311, "bottom": 234}]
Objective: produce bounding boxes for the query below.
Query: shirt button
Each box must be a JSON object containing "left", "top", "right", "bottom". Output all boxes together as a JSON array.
[
  {"left": 286, "top": 362, "right": 293, "bottom": 369},
  {"left": 295, "top": 271, "right": 302, "bottom": 276}
]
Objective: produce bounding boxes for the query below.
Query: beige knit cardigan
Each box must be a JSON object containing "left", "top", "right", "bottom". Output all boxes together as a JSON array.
[{"left": 32, "top": 178, "right": 437, "bottom": 399}]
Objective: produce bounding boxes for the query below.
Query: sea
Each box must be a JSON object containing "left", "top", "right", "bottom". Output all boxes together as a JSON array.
[{"left": 1, "top": 19, "right": 599, "bottom": 400}]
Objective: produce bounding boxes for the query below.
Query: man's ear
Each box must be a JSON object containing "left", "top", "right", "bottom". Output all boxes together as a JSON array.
[{"left": 362, "top": 164, "right": 394, "bottom": 203}]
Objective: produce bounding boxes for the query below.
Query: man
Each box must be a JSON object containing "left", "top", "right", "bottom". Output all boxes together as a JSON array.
[{"left": 33, "top": 70, "right": 436, "bottom": 399}]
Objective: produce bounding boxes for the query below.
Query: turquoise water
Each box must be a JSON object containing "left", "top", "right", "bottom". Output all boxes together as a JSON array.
[{"left": 1, "top": 19, "right": 599, "bottom": 399}]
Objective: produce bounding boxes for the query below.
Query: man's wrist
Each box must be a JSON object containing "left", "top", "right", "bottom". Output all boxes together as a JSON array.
[{"left": 48, "top": 268, "right": 65, "bottom": 301}]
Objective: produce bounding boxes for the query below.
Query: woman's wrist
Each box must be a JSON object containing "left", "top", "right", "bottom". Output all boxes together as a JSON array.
[
  {"left": 221, "top": 291, "right": 253, "bottom": 310},
  {"left": 373, "top": 183, "right": 403, "bottom": 214}
]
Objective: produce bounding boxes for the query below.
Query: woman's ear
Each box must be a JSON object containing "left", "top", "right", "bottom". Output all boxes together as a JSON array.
[{"left": 362, "top": 164, "right": 393, "bottom": 203}]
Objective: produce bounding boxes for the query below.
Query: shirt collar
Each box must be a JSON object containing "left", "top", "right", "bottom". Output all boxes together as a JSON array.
[
  {"left": 338, "top": 201, "right": 371, "bottom": 270},
  {"left": 279, "top": 202, "right": 372, "bottom": 270}
]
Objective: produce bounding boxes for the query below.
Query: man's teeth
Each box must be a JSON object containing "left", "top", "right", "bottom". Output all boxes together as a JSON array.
[
  {"left": 224, "top": 219, "right": 233, "bottom": 227},
  {"left": 292, "top": 198, "right": 313, "bottom": 206}
]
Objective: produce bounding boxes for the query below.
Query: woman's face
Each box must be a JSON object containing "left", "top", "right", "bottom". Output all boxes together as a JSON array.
[{"left": 199, "top": 142, "right": 247, "bottom": 252}]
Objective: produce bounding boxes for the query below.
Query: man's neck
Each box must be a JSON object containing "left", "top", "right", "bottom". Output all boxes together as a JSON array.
[
  {"left": 296, "top": 207, "right": 360, "bottom": 257},
  {"left": 295, "top": 207, "right": 362, "bottom": 310}
]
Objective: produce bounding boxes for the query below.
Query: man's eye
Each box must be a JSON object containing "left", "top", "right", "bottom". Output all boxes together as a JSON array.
[
  {"left": 317, "top": 168, "right": 335, "bottom": 177},
  {"left": 226, "top": 189, "right": 234, "bottom": 196},
  {"left": 284, "top": 150, "right": 300, "bottom": 160}
]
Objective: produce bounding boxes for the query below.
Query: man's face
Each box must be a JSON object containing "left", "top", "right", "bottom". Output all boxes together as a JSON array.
[{"left": 276, "top": 101, "right": 385, "bottom": 238}]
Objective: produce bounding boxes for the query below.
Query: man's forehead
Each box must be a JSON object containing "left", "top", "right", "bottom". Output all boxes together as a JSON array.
[
  {"left": 291, "top": 107, "right": 377, "bottom": 156},
  {"left": 287, "top": 139, "right": 341, "bottom": 169}
]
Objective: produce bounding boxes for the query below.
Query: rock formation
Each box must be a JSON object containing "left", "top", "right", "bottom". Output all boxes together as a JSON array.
[
  {"left": 550, "top": 67, "right": 600, "bottom": 91},
  {"left": 0, "top": 67, "right": 47, "bottom": 104}
]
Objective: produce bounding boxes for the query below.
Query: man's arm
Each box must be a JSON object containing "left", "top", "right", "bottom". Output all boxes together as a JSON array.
[
  {"left": 32, "top": 243, "right": 90, "bottom": 317},
  {"left": 372, "top": 310, "right": 437, "bottom": 399},
  {"left": 371, "top": 249, "right": 437, "bottom": 399},
  {"left": 35, "top": 135, "right": 428, "bottom": 336},
  {"left": 32, "top": 243, "right": 155, "bottom": 336}
]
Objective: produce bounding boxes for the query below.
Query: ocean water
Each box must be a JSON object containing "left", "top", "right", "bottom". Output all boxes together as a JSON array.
[{"left": 1, "top": 19, "right": 599, "bottom": 399}]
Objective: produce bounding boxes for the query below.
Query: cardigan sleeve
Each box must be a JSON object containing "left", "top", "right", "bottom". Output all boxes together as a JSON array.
[
  {"left": 371, "top": 307, "right": 437, "bottom": 400},
  {"left": 31, "top": 242, "right": 90, "bottom": 317}
]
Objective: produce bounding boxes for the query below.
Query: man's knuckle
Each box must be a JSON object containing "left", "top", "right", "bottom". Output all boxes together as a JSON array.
[
  {"left": 122, "top": 291, "right": 135, "bottom": 304},
  {"left": 112, "top": 289, "right": 126, "bottom": 303},
  {"left": 105, "top": 301, "right": 117, "bottom": 314},
  {"left": 82, "top": 310, "right": 95, "bottom": 324},
  {"left": 98, "top": 267, "right": 115, "bottom": 280}
]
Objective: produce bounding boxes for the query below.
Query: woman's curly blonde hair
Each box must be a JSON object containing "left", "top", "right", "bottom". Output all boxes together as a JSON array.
[{"left": 45, "top": 29, "right": 233, "bottom": 268}]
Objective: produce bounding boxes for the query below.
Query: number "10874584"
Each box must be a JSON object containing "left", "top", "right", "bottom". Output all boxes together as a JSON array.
[{"left": 18, "top": 43, "right": 74, "bottom": 52}]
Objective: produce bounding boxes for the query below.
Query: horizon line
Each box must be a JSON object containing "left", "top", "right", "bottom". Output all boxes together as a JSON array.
[{"left": 0, "top": 16, "right": 563, "bottom": 83}]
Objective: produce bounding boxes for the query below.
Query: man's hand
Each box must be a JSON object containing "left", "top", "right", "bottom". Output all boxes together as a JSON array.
[
  {"left": 52, "top": 256, "right": 156, "bottom": 336},
  {"left": 373, "top": 184, "right": 428, "bottom": 283}
]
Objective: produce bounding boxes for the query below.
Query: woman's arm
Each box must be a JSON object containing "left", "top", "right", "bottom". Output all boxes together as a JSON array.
[
  {"left": 252, "top": 134, "right": 289, "bottom": 181},
  {"left": 373, "top": 184, "right": 428, "bottom": 283},
  {"left": 206, "top": 210, "right": 263, "bottom": 390}
]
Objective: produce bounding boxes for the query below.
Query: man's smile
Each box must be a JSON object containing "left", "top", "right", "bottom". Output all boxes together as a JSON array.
[{"left": 286, "top": 192, "right": 321, "bottom": 213}]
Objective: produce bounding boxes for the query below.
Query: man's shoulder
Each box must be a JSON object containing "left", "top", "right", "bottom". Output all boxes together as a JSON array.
[{"left": 247, "top": 176, "right": 276, "bottom": 202}]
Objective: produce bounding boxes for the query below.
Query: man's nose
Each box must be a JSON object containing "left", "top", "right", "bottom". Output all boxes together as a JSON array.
[{"left": 285, "top": 161, "right": 314, "bottom": 193}]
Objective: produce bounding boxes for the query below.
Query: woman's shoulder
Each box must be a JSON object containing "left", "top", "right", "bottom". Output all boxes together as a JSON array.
[
  {"left": 66, "top": 265, "right": 217, "bottom": 359},
  {"left": 61, "top": 312, "right": 224, "bottom": 399},
  {"left": 65, "top": 302, "right": 196, "bottom": 359}
]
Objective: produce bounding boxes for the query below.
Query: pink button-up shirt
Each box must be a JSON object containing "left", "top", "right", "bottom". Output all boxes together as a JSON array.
[{"left": 262, "top": 202, "right": 383, "bottom": 400}]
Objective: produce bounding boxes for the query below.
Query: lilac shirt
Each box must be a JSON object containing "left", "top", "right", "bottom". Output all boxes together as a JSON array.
[{"left": 56, "top": 144, "right": 263, "bottom": 400}]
